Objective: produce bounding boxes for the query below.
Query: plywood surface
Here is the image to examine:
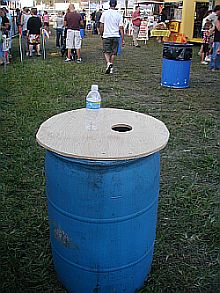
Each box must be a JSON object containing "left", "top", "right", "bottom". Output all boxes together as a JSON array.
[{"left": 36, "top": 108, "right": 169, "bottom": 160}]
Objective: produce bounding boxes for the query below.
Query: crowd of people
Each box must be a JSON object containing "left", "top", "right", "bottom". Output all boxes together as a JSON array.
[
  {"left": 0, "top": 7, "right": 12, "bottom": 64},
  {"left": 0, "top": 2, "right": 220, "bottom": 72},
  {"left": 199, "top": 5, "right": 220, "bottom": 71}
]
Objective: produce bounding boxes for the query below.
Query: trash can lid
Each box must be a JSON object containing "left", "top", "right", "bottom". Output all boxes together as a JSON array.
[
  {"left": 36, "top": 108, "right": 169, "bottom": 160},
  {"left": 163, "top": 42, "right": 193, "bottom": 47}
]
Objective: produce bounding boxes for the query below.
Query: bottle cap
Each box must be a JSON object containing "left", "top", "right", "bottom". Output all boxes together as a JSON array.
[{"left": 91, "top": 85, "right": 98, "bottom": 91}]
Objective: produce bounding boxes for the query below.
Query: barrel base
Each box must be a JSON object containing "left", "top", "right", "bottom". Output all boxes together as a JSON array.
[
  {"left": 160, "top": 83, "right": 189, "bottom": 89},
  {"left": 53, "top": 246, "right": 153, "bottom": 293},
  {"left": 161, "top": 58, "right": 191, "bottom": 89}
]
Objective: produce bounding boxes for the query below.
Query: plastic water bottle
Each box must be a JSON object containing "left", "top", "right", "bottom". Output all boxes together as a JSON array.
[{"left": 85, "top": 85, "right": 101, "bottom": 131}]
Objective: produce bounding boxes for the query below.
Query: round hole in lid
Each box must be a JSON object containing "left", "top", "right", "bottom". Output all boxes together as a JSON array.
[{"left": 111, "top": 124, "right": 132, "bottom": 132}]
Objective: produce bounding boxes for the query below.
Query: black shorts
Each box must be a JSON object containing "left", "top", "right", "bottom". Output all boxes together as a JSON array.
[
  {"left": 203, "top": 43, "right": 210, "bottom": 55},
  {"left": 103, "top": 37, "right": 120, "bottom": 55}
]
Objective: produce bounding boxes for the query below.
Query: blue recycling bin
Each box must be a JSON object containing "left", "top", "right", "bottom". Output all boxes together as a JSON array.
[
  {"left": 161, "top": 43, "right": 193, "bottom": 88},
  {"left": 36, "top": 108, "right": 169, "bottom": 293}
]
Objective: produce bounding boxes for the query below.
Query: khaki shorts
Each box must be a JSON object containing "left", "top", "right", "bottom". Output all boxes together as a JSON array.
[
  {"left": 103, "top": 37, "right": 119, "bottom": 55},
  {"left": 66, "top": 29, "right": 81, "bottom": 49}
]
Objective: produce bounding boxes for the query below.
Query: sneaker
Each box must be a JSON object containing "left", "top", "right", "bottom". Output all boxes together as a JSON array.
[
  {"left": 205, "top": 56, "right": 211, "bottom": 62},
  {"left": 36, "top": 53, "right": 41, "bottom": 57},
  {"left": 76, "top": 58, "right": 82, "bottom": 63},
  {"left": 105, "top": 63, "right": 113, "bottom": 74},
  {"left": 135, "top": 45, "right": 140, "bottom": 48},
  {"left": 65, "top": 58, "right": 72, "bottom": 62},
  {"left": 201, "top": 61, "right": 208, "bottom": 65},
  {"left": 110, "top": 67, "right": 113, "bottom": 74}
]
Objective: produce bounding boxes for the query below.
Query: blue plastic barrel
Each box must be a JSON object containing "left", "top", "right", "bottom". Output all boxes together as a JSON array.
[
  {"left": 36, "top": 108, "right": 169, "bottom": 293},
  {"left": 80, "top": 28, "right": 85, "bottom": 39},
  {"left": 117, "top": 35, "right": 122, "bottom": 56},
  {"left": 161, "top": 43, "right": 193, "bottom": 88}
]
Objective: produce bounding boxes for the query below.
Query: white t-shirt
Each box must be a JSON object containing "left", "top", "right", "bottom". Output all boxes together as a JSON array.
[
  {"left": 100, "top": 9, "right": 123, "bottom": 38},
  {"left": 204, "top": 12, "right": 218, "bottom": 27},
  {"left": 56, "top": 16, "right": 64, "bottom": 29},
  {"left": 22, "top": 14, "right": 31, "bottom": 31}
]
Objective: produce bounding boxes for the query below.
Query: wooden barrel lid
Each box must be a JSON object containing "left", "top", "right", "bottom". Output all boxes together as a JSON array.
[{"left": 36, "top": 108, "right": 169, "bottom": 160}]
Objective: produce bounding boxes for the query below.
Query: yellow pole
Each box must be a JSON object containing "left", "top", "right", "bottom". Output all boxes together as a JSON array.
[{"left": 181, "top": 0, "right": 196, "bottom": 40}]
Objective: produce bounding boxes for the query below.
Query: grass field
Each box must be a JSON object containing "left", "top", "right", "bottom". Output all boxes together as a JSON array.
[{"left": 0, "top": 33, "right": 220, "bottom": 293}]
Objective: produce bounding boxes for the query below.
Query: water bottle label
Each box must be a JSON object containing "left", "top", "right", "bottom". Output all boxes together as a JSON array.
[{"left": 86, "top": 101, "right": 101, "bottom": 109}]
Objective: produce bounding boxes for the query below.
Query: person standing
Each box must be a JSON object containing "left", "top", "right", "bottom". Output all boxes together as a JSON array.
[
  {"left": 55, "top": 11, "right": 64, "bottom": 48},
  {"left": 210, "top": 14, "right": 220, "bottom": 71},
  {"left": 132, "top": 6, "right": 141, "bottom": 47},
  {"left": 80, "top": 9, "right": 86, "bottom": 30},
  {"left": 21, "top": 7, "right": 31, "bottom": 56},
  {"left": 100, "top": 0, "right": 125, "bottom": 74},
  {"left": 0, "top": 8, "right": 10, "bottom": 64},
  {"left": 205, "top": 5, "right": 220, "bottom": 27},
  {"left": 43, "top": 11, "right": 49, "bottom": 31},
  {"left": 64, "top": 4, "right": 83, "bottom": 63},
  {"left": 95, "top": 9, "right": 102, "bottom": 35},
  {"left": 15, "top": 8, "right": 22, "bottom": 31},
  {"left": 27, "top": 8, "right": 42, "bottom": 57},
  {"left": 200, "top": 20, "right": 213, "bottom": 64}
]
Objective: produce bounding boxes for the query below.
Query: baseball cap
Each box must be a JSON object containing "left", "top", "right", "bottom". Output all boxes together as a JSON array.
[{"left": 109, "top": 0, "right": 117, "bottom": 7}]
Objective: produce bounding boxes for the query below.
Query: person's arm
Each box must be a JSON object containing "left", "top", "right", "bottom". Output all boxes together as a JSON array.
[
  {"left": 120, "top": 25, "right": 125, "bottom": 46},
  {"left": 99, "top": 14, "right": 104, "bottom": 36},
  {"left": 119, "top": 15, "right": 125, "bottom": 46},
  {"left": 26, "top": 18, "right": 30, "bottom": 36},
  {"left": 3, "top": 17, "right": 10, "bottom": 30},
  {"left": 216, "top": 19, "right": 220, "bottom": 31},
  {"left": 80, "top": 15, "right": 84, "bottom": 27},
  {"left": 64, "top": 14, "right": 67, "bottom": 28},
  {"left": 20, "top": 13, "right": 24, "bottom": 27},
  {"left": 99, "top": 23, "right": 104, "bottom": 36}
]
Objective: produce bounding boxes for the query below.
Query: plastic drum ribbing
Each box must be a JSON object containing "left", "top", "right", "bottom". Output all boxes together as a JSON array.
[
  {"left": 36, "top": 108, "right": 169, "bottom": 293},
  {"left": 46, "top": 151, "right": 160, "bottom": 293}
]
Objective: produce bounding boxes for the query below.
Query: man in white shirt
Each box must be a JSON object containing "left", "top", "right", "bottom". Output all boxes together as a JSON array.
[
  {"left": 100, "top": 0, "right": 125, "bottom": 74},
  {"left": 206, "top": 5, "right": 220, "bottom": 26}
]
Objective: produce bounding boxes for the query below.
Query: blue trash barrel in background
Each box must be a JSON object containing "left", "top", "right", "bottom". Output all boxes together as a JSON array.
[
  {"left": 80, "top": 28, "right": 85, "bottom": 39},
  {"left": 117, "top": 35, "right": 122, "bottom": 56},
  {"left": 36, "top": 108, "right": 169, "bottom": 293},
  {"left": 161, "top": 43, "right": 193, "bottom": 88}
]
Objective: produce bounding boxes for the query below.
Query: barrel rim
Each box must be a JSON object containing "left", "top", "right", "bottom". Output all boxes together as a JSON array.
[{"left": 36, "top": 108, "right": 169, "bottom": 160}]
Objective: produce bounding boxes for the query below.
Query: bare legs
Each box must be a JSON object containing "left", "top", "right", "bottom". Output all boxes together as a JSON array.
[
  {"left": 76, "top": 49, "right": 80, "bottom": 60},
  {"left": 104, "top": 53, "right": 115, "bottom": 74},
  {"left": 29, "top": 44, "right": 40, "bottom": 56},
  {"left": 104, "top": 53, "right": 115, "bottom": 65},
  {"left": 67, "top": 48, "right": 81, "bottom": 60}
]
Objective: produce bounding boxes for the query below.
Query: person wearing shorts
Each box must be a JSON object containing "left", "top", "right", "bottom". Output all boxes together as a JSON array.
[
  {"left": 100, "top": 0, "right": 125, "bottom": 74},
  {"left": 27, "top": 8, "right": 42, "bottom": 57},
  {"left": 64, "top": 4, "right": 83, "bottom": 63},
  {"left": 43, "top": 11, "right": 49, "bottom": 31}
]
